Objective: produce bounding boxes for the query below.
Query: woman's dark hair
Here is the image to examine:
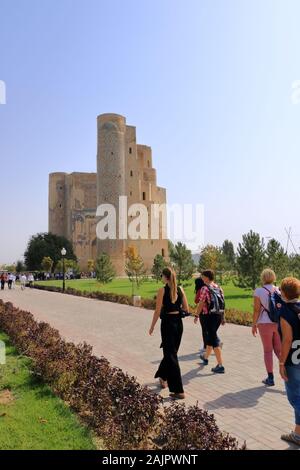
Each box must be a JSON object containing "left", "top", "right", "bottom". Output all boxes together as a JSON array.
[
  {"left": 201, "top": 269, "right": 215, "bottom": 281},
  {"left": 195, "top": 277, "right": 205, "bottom": 293}
]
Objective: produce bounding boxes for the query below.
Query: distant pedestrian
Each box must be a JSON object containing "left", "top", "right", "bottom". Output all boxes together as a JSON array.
[
  {"left": 20, "top": 273, "right": 27, "bottom": 290},
  {"left": 28, "top": 273, "right": 34, "bottom": 288},
  {"left": 252, "top": 269, "right": 281, "bottom": 386},
  {"left": 195, "top": 270, "right": 226, "bottom": 374},
  {"left": 278, "top": 277, "right": 300, "bottom": 446},
  {"left": 7, "top": 273, "right": 13, "bottom": 290},
  {"left": 0, "top": 273, "right": 7, "bottom": 290},
  {"left": 149, "top": 267, "right": 189, "bottom": 400}
]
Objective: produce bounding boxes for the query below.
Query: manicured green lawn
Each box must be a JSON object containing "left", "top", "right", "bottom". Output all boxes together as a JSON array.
[
  {"left": 0, "top": 331, "right": 97, "bottom": 450},
  {"left": 36, "top": 278, "right": 254, "bottom": 313}
]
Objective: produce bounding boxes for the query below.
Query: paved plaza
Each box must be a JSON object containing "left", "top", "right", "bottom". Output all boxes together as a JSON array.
[{"left": 0, "top": 287, "right": 299, "bottom": 450}]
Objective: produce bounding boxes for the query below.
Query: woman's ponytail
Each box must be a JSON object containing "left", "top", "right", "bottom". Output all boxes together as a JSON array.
[{"left": 162, "top": 267, "right": 178, "bottom": 303}]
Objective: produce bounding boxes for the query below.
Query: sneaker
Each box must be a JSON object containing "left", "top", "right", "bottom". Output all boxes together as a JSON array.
[
  {"left": 199, "top": 353, "right": 208, "bottom": 365},
  {"left": 211, "top": 364, "right": 225, "bottom": 374},
  {"left": 281, "top": 432, "right": 300, "bottom": 446},
  {"left": 262, "top": 377, "right": 275, "bottom": 387}
]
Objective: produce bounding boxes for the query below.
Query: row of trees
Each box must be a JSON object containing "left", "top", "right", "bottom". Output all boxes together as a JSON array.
[
  {"left": 11, "top": 230, "right": 300, "bottom": 291},
  {"left": 197, "top": 231, "right": 300, "bottom": 289}
]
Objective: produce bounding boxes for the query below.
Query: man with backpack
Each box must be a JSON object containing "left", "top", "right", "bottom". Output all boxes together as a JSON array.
[
  {"left": 194, "top": 269, "right": 226, "bottom": 374},
  {"left": 252, "top": 269, "right": 281, "bottom": 386}
]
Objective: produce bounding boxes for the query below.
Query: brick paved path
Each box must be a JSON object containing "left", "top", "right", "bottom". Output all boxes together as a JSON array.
[{"left": 0, "top": 287, "right": 298, "bottom": 450}]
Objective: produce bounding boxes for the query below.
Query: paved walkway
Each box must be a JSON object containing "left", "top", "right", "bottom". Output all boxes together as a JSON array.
[{"left": 0, "top": 287, "right": 298, "bottom": 450}]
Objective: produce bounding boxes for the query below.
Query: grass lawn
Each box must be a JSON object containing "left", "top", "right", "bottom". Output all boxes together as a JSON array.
[
  {"left": 0, "top": 331, "right": 97, "bottom": 450},
  {"left": 36, "top": 278, "right": 254, "bottom": 313}
]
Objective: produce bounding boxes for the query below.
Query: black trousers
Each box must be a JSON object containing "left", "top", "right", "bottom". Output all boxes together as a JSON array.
[
  {"left": 0, "top": 281, "right": 4, "bottom": 290},
  {"left": 155, "top": 315, "right": 184, "bottom": 394},
  {"left": 201, "top": 313, "right": 222, "bottom": 348},
  {"left": 8, "top": 280, "right": 12, "bottom": 289}
]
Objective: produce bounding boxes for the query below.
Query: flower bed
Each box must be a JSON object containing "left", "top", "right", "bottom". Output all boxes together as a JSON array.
[{"left": 0, "top": 299, "right": 244, "bottom": 450}]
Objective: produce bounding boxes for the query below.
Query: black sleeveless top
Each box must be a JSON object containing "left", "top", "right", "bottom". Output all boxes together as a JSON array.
[{"left": 162, "top": 284, "right": 183, "bottom": 313}]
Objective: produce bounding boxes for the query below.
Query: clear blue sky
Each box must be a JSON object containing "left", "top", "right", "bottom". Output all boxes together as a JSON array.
[{"left": 1, "top": 0, "right": 300, "bottom": 264}]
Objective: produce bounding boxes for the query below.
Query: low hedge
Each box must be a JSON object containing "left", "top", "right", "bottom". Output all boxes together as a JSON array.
[
  {"left": 0, "top": 299, "right": 244, "bottom": 450},
  {"left": 34, "top": 284, "right": 252, "bottom": 326}
]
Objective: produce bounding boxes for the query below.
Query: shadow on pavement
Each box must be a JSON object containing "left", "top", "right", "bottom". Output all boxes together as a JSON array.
[{"left": 204, "top": 385, "right": 286, "bottom": 410}]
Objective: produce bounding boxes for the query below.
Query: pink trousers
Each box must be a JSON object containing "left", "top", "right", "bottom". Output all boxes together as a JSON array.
[{"left": 258, "top": 323, "right": 281, "bottom": 373}]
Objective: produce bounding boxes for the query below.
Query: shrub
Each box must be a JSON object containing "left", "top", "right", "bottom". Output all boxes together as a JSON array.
[
  {"left": 154, "top": 403, "right": 245, "bottom": 450},
  {"left": 0, "top": 299, "right": 243, "bottom": 450}
]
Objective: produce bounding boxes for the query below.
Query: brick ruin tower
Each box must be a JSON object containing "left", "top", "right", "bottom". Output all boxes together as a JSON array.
[{"left": 49, "top": 113, "right": 168, "bottom": 275}]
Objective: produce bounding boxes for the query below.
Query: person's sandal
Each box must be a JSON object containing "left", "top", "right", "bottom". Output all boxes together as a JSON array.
[
  {"left": 159, "top": 378, "right": 167, "bottom": 389},
  {"left": 281, "top": 432, "right": 300, "bottom": 446},
  {"left": 169, "top": 393, "right": 185, "bottom": 400}
]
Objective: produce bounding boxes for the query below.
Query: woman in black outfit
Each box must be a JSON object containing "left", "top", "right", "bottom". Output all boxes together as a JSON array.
[{"left": 149, "top": 267, "right": 189, "bottom": 400}]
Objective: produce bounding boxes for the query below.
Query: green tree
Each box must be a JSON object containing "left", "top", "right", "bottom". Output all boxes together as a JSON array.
[
  {"left": 221, "top": 240, "right": 236, "bottom": 270},
  {"left": 24, "top": 232, "right": 76, "bottom": 271},
  {"left": 151, "top": 254, "right": 167, "bottom": 282},
  {"left": 265, "top": 239, "right": 289, "bottom": 280},
  {"left": 55, "top": 259, "right": 80, "bottom": 275},
  {"left": 198, "top": 245, "right": 223, "bottom": 273},
  {"left": 236, "top": 230, "right": 265, "bottom": 289},
  {"left": 288, "top": 254, "right": 300, "bottom": 278},
  {"left": 125, "top": 246, "right": 147, "bottom": 295},
  {"left": 170, "top": 242, "right": 195, "bottom": 283},
  {"left": 95, "top": 253, "right": 116, "bottom": 284},
  {"left": 87, "top": 259, "right": 95, "bottom": 273},
  {"left": 15, "top": 260, "right": 25, "bottom": 273},
  {"left": 41, "top": 256, "right": 54, "bottom": 273}
]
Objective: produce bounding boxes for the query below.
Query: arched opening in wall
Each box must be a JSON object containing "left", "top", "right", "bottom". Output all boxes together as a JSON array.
[
  {"left": 59, "top": 204, "right": 62, "bottom": 208},
  {"left": 130, "top": 191, "right": 132, "bottom": 196},
  {"left": 129, "top": 147, "right": 132, "bottom": 154},
  {"left": 162, "top": 248, "right": 165, "bottom": 257},
  {"left": 130, "top": 170, "right": 133, "bottom": 177},
  {"left": 142, "top": 192, "right": 146, "bottom": 201}
]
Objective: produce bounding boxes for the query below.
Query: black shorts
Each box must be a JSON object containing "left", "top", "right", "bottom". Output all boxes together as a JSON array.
[{"left": 201, "top": 313, "right": 222, "bottom": 348}]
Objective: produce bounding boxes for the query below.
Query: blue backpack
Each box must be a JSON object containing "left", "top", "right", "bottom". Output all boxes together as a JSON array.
[{"left": 262, "top": 287, "right": 283, "bottom": 323}]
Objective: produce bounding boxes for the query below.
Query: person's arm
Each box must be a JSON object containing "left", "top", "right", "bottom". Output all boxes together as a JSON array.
[
  {"left": 252, "top": 296, "right": 261, "bottom": 336},
  {"left": 194, "top": 298, "right": 205, "bottom": 324},
  {"left": 149, "top": 288, "right": 164, "bottom": 335},
  {"left": 180, "top": 287, "right": 189, "bottom": 312},
  {"left": 279, "top": 317, "right": 293, "bottom": 382}
]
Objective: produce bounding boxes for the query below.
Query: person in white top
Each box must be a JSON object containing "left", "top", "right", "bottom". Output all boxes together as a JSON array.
[
  {"left": 20, "top": 274, "right": 27, "bottom": 290},
  {"left": 8, "top": 273, "right": 14, "bottom": 290},
  {"left": 252, "top": 268, "right": 281, "bottom": 386},
  {"left": 28, "top": 273, "right": 34, "bottom": 288}
]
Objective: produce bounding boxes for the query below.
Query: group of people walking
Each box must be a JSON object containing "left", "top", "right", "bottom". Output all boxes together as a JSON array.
[
  {"left": 0, "top": 272, "right": 35, "bottom": 290},
  {"left": 149, "top": 267, "right": 300, "bottom": 446},
  {"left": 0, "top": 272, "right": 16, "bottom": 290}
]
